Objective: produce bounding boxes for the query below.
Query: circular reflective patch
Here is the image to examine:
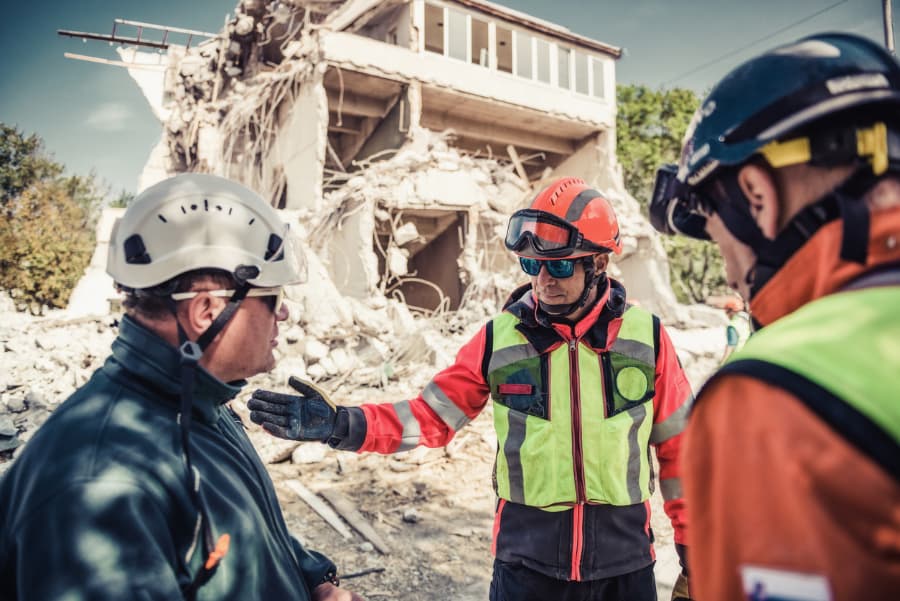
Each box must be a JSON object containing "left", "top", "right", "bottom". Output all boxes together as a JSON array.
[{"left": 616, "top": 366, "right": 648, "bottom": 402}]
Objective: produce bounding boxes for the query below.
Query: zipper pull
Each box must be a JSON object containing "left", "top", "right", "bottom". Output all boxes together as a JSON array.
[{"left": 569, "top": 339, "right": 577, "bottom": 351}]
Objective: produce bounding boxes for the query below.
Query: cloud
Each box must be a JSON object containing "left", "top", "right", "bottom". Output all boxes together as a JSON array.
[{"left": 85, "top": 102, "right": 134, "bottom": 132}]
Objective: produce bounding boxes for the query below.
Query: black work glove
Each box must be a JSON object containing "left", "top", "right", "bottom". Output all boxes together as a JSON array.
[{"left": 249, "top": 376, "right": 338, "bottom": 442}]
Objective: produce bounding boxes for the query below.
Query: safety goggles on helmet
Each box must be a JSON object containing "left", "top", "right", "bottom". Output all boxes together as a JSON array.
[
  {"left": 648, "top": 164, "right": 712, "bottom": 241},
  {"left": 506, "top": 209, "right": 607, "bottom": 258},
  {"left": 518, "top": 257, "right": 581, "bottom": 278},
  {"left": 171, "top": 286, "right": 286, "bottom": 314}
]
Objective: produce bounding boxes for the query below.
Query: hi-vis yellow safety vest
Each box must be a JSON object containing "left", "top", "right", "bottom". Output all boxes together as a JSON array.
[
  {"left": 717, "top": 285, "right": 900, "bottom": 481},
  {"left": 487, "top": 305, "right": 658, "bottom": 510}
]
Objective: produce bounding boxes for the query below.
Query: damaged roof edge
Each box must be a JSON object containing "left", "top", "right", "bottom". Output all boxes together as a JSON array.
[{"left": 450, "top": 0, "right": 623, "bottom": 59}]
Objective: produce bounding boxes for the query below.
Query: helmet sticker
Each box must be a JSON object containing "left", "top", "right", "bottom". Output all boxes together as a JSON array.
[
  {"left": 688, "top": 143, "right": 711, "bottom": 168},
  {"left": 686, "top": 160, "right": 720, "bottom": 186},
  {"left": 825, "top": 73, "right": 889, "bottom": 95},
  {"left": 772, "top": 39, "right": 840, "bottom": 58}
]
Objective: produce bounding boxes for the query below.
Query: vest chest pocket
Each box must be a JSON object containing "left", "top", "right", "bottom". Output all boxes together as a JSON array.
[
  {"left": 604, "top": 351, "right": 655, "bottom": 418},
  {"left": 489, "top": 355, "right": 550, "bottom": 420}
]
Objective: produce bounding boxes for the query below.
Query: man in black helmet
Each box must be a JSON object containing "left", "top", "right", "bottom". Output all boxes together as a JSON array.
[{"left": 649, "top": 32, "right": 900, "bottom": 600}]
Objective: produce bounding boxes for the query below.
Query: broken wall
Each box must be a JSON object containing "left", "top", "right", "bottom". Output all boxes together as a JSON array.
[
  {"left": 273, "top": 77, "right": 329, "bottom": 210},
  {"left": 309, "top": 132, "right": 527, "bottom": 312},
  {"left": 106, "top": 0, "right": 683, "bottom": 332}
]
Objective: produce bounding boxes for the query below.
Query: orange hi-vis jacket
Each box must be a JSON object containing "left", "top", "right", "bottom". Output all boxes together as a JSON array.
[
  {"left": 354, "top": 279, "right": 693, "bottom": 581},
  {"left": 683, "top": 205, "right": 900, "bottom": 600}
]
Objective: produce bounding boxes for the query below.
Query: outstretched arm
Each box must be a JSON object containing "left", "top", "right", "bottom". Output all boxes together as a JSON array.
[{"left": 249, "top": 324, "right": 492, "bottom": 455}]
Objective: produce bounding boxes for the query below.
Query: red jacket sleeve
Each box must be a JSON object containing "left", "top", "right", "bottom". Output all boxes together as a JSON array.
[
  {"left": 358, "top": 325, "right": 491, "bottom": 454},
  {"left": 650, "top": 323, "right": 693, "bottom": 545}
]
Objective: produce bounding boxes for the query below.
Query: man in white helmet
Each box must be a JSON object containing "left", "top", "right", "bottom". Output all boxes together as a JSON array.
[{"left": 0, "top": 174, "right": 362, "bottom": 601}]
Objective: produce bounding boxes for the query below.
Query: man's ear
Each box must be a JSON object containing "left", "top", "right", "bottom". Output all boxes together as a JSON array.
[
  {"left": 182, "top": 293, "right": 222, "bottom": 338},
  {"left": 737, "top": 163, "right": 780, "bottom": 239},
  {"left": 594, "top": 253, "right": 610, "bottom": 273}
]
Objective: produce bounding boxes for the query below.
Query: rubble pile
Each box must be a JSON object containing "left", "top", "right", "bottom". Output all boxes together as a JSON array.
[{"left": 147, "top": 0, "right": 402, "bottom": 199}]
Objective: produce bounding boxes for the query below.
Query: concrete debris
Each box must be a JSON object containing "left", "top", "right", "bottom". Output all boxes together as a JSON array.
[
  {"left": 401, "top": 508, "right": 420, "bottom": 524},
  {"left": 292, "top": 442, "right": 328, "bottom": 464}
]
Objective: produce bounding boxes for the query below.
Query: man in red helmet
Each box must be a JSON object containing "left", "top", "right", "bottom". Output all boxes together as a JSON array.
[{"left": 249, "top": 177, "right": 694, "bottom": 601}]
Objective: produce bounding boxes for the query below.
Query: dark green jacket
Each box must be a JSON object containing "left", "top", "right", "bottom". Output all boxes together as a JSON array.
[{"left": 0, "top": 316, "right": 334, "bottom": 600}]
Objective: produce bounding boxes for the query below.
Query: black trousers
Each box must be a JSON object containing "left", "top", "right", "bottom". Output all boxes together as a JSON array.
[{"left": 489, "top": 559, "right": 657, "bottom": 601}]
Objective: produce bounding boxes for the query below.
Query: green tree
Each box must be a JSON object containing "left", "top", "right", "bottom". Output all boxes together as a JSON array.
[
  {"left": 1, "top": 125, "right": 62, "bottom": 208},
  {"left": 616, "top": 84, "right": 728, "bottom": 303},
  {"left": 616, "top": 85, "right": 700, "bottom": 210},
  {"left": 0, "top": 124, "right": 103, "bottom": 314}
]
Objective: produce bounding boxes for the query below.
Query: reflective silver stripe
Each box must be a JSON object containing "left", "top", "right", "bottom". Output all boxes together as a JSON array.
[
  {"left": 660, "top": 477, "right": 683, "bottom": 501},
  {"left": 422, "top": 381, "right": 471, "bottom": 432},
  {"left": 392, "top": 401, "right": 421, "bottom": 452},
  {"left": 609, "top": 338, "right": 656, "bottom": 366},
  {"left": 626, "top": 403, "right": 647, "bottom": 504},
  {"left": 504, "top": 409, "right": 527, "bottom": 504},
  {"left": 647, "top": 446, "right": 656, "bottom": 495},
  {"left": 488, "top": 343, "right": 541, "bottom": 373},
  {"left": 649, "top": 396, "right": 692, "bottom": 444}
]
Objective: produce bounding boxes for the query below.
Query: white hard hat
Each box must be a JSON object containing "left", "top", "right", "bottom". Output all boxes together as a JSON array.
[{"left": 107, "top": 173, "right": 306, "bottom": 289}]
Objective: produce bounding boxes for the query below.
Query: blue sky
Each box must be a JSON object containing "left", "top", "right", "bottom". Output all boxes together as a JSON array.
[{"left": 0, "top": 0, "right": 894, "bottom": 196}]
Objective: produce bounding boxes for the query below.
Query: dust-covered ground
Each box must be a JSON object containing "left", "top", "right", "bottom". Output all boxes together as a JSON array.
[{"left": 1, "top": 292, "right": 721, "bottom": 600}]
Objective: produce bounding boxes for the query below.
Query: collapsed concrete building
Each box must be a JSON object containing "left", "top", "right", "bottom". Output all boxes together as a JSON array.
[
  {"left": 67, "top": 0, "right": 688, "bottom": 384},
  {"left": 103, "top": 0, "right": 677, "bottom": 315}
]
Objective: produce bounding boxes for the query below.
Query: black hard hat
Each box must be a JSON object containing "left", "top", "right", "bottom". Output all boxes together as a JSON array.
[
  {"left": 679, "top": 31, "right": 900, "bottom": 191},
  {"left": 649, "top": 32, "right": 900, "bottom": 244},
  {"left": 649, "top": 32, "right": 900, "bottom": 303}
]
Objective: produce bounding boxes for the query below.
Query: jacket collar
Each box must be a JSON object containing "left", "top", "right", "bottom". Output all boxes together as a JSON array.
[
  {"left": 504, "top": 277, "right": 627, "bottom": 352},
  {"left": 108, "top": 315, "right": 244, "bottom": 422},
  {"left": 751, "top": 206, "right": 900, "bottom": 326}
]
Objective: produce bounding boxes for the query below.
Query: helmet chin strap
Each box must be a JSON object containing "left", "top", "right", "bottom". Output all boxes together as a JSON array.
[
  {"left": 538, "top": 258, "right": 605, "bottom": 318},
  {"left": 163, "top": 265, "right": 260, "bottom": 596}
]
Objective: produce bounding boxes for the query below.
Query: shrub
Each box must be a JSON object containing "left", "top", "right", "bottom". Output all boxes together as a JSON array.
[
  {"left": 661, "top": 236, "right": 729, "bottom": 304},
  {"left": 0, "top": 124, "right": 101, "bottom": 314}
]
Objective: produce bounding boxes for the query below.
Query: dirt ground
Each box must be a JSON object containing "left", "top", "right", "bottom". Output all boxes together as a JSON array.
[{"left": 233, "top": 390, "right": 682, "bottom": 601}]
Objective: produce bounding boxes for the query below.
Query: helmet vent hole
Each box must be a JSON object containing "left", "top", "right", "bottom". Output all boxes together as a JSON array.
[
  {"left": 266, "top": 234, "right": 284, "bottom": 261},
  {"left": 547, "top": 177, "right": 585, "bottom": 205},
  {"left": 157, "top": 215, "right": 168, "bottom": 223},
  {"left": 124, "top": 234, "right": 152, "bottom": 265},
  {"left": 248, "top": 218, "right": 256, "bottom": 225},
  {"left": 180, "top": 206, "right": 187, "bottom": 214},
  {"left": 204, "top": 198, "right": 209, "bottom": 211},
  {"left": 216, "top": 205, "right": 223, "bottom": 211}
]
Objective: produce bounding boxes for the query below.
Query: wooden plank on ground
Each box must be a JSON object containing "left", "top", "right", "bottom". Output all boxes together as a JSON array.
[
  {"left": 320, "top": 489, "right": 391, "bottom": 554},
  {"left": 284, "top": 479, "right": 352, "bottom": 540}
]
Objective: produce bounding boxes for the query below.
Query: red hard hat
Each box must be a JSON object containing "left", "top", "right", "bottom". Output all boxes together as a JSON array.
[
  {"left": 505, "top": 177, "right": 622, "bottom": 258},
  {"left": 723, "top": 296, "right": 744, "bottom": 312}
]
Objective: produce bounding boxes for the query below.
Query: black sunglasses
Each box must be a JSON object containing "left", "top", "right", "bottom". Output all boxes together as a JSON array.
[{"left": 519, "top": 257, "right": 580, "bottom": 278}]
